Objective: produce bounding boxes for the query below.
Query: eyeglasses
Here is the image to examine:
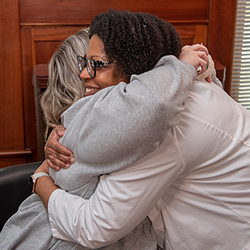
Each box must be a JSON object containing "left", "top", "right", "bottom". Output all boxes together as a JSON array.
[{"left": 77, "top": 55, "right": 116, "bottom": 78}]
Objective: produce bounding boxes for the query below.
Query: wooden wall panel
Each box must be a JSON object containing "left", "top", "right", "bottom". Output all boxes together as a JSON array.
[
  {"left": 208, "top": 0, "right": 237, "bottom": 94},
  {"left": 21, "top": 28, "right": 38, "bottom": 164},
  {"left": 175, "top": 25, "right": 208, "bottom": 46},
  {"left": 0, "top": 0, "right": 31, "bottom": 168},
  {"left": 0, "top": 0, "right": 237, "bottom": 167},
  {"left": 19, "top": 0, "right": 210, "bottom": 24}
]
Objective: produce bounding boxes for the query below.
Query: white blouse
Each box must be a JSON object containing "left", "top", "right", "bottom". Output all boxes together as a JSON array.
[{"left": 49, "top": 70, "right": 250, "bottom": 249}]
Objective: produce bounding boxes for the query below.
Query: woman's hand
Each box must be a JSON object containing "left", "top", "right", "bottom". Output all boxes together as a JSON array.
[
  {"left": 179, "top": 44, "right": 210, "bottom": 78},
  {"left": 44, "top": 125, "right": 75, "bottom": 171}
]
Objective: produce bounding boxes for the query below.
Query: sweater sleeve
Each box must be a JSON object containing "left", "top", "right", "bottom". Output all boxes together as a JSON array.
[{"left": 59, "top": 55, "right": 196, "bottom": 173}]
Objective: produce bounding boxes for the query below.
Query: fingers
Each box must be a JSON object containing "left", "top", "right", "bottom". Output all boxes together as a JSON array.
[
  {"left": 44, "top": 125, "right": 75, "bottom": 171},
  {"left": 45, "top": 138, "right": 72, "bottom": 157},
  {"left": 196, "top": 55, "right": 215, "bottom": 82},
  {"left": 205, "top": 76, "right": 212, "bottom": 83},
  {"left": 46, "top": 159, "right": 58, "bottom": 171},
  {"left": 44, "top": 125, "right": 72, "bottom": 157},
  {"left": 45, "top": 144, "right": 75, "bottom": 171},
  {"left": 54, "top": 124, "right": 66, "bottom": 138},
  {"left": 46, "top": 156, "right": 73, "bottom": 172},
  {"left": 189, "top": 44, "right": 209, "bottom": 74},
  {"left": 189, "top": 44, "right": 209, "bottom": 55},
  {"left": 196, "top": 52, "right": 209, "bottom": 74},
  {"left": 181, "top": 44, "right": 214, "bottom": 83},
  {"left": 179, "top": 47, "right": 209, "bottom": 72}
]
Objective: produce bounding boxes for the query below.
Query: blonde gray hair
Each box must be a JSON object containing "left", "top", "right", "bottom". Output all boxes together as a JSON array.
[{"left": 41, "top": 28, "right": 89, "bottom": 138}]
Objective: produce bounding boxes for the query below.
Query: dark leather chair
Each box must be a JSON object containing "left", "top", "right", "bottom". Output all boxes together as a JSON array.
[{"left": 0, "top": 161, "right": 42, "bottom": 231}]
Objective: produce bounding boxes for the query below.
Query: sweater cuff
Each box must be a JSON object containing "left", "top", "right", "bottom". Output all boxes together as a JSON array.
[{"left": 180, "top": 60, "right": 197, "bottom": 80}]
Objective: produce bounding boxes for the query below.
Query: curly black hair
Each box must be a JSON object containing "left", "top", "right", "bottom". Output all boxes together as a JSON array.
[{"left": 89, "top": 9, "right": 182, "bottom": 79}]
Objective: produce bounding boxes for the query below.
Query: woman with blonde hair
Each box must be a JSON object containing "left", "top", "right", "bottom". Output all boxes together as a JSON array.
[
  {"left": 0, "top": 28, "right": 94, "bottom": 250},
  {"left": 41, "top": 28, "right": 89, "bottom": 138}
]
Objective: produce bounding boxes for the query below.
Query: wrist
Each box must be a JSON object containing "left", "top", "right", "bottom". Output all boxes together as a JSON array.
[
  {"left": 35, "top": 174, "right": 59, "bottom": 209},
  {"left": 31, "top": 172, "right": 50, "bottom": 193}
]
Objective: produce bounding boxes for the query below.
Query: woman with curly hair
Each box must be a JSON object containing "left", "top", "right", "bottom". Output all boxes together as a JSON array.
[
  {"left": 0, "top": 10, "right": 210, "bottom": 250},
  {"left": 88, "top": 10, "right": 182, "bottom": 80},
  {"left": 44, "top": 10, "right": 250, "bottom": 250}
]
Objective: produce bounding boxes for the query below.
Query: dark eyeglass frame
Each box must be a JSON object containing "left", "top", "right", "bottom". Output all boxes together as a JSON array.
[{"left": 77, "top": 55, "right": 116, "bottom": 78}]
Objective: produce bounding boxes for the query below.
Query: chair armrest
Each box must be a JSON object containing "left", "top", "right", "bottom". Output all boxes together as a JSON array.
[{"left": 0, "top": 162, "right": 42, "bottom": 231}]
